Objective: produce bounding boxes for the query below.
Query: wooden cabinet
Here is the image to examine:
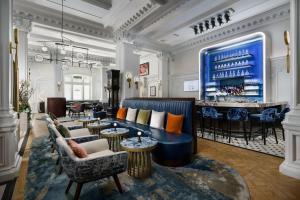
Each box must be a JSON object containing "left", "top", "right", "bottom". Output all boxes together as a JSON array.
[{"left": 47, "top": 97, "right": 66, "bottom": 117}]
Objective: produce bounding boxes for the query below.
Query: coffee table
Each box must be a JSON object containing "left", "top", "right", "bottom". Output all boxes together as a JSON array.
[
  {"left": 100, "top": 128, "right": 130, "bottom": 152},
  {"left": 120, "top": 137, "right": 158, "bottom": 178},
  {"left": 87, "top": 122, "right": 111, "bottom": 136},
  {"left": 78, "top": 117, "right": 97, "bottom": 128}
]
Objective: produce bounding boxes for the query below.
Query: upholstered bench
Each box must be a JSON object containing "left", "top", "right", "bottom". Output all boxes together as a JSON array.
[{"left": 103, "top": 98, "right": 196, "bottom": 167}]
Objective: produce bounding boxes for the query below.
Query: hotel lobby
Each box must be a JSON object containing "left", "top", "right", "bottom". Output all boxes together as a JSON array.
[{"left": 1, "top": 0, "right": 300, "bottom": 199}]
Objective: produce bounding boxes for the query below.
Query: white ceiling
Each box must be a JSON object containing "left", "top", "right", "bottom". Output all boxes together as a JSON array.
[{"left": 13, "top": 0, "right": 289, "bottom": 61}]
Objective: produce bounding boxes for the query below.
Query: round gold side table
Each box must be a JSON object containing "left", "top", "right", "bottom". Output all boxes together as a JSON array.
[
  {"left": 100, "top": 128, "right": 130, "bottom": 152},
  {"left": 120, "top": 137, "right": 158, "bottom": 178},
  {"left": 78, "top": 117, "right": 97, "bottom": 128},
  {"left": 87, "top": 122, "right": 111, "bottom": 136}
]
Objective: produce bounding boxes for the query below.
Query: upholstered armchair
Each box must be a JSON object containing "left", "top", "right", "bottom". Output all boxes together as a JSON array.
[{"left": 56, "top": 137, "right": 128, "bottom": 200}]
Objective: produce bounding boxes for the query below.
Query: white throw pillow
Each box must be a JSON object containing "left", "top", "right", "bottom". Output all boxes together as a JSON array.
[
  {"left": 150, "top": 110, "right": 165, "bottom": 129},
  {"left": 126, "top": 108, "right": 137, "bottom": 122}
]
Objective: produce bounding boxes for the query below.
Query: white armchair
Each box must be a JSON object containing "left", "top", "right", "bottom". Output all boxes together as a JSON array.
[{"left": 56, "top": 137, "right": 128, "bottom": 200}]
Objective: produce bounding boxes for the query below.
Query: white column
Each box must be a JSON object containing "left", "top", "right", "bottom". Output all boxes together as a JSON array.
[
  {"left": 0, "top": 0, "right": 21, "bottom": 183},
  {"left": 13, "top": 17, "right": 31, "bottom": 82},
  {"left": 279, "top": 0, "right": 300, "bottom": 179},
  {"left": 116, "top": 40, "right": 140, "bottom": 100},
  {"left": 100, "top": 67, "right": 108, "bottom": 102},
  {"left": 157, "top": 52, "right": 170, "bottom": 97}
]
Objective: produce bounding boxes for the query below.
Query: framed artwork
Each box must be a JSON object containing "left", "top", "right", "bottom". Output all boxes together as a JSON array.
[
  {"left": 150, "top": 86, "right": 156, "bottom": 96},
  {"left": 138, "top": 62, "right": 149, "bottom": 76},
  {"left": 184, "top": 80, "right": 199, "bottom": 92}
]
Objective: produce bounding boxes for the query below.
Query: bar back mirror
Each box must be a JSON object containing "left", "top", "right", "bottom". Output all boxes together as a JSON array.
[{"left": 199, "top": 32, "right": 268, "bottom": 103}]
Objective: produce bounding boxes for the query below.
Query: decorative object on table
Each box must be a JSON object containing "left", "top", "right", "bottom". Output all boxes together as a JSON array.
[
  {"left": 106, "top": 69, "right": 120, "bottom": 117},
  {"left": 284, "top": 30, "right": 290, "bottom": 73},
  {"left": 150, "top": 86, "right": 156, "bottom": 96},
  {"left": 125, "top": 72, "right": 133, "bottom": 88},
  {"left": 121, "top": 137, "right": 158, "bottom": 178},
  {"left": 97, "top": 117, "right": 100, "bottom": 124},
  {"left": 133, "top": 75, "right": 140, "bottom": 89},
  {"left": 101, "top": 128, "right": 130, "bottom": 151},
  {"left": 138, "top": 62, "right": 149, "bottom": 76},
  {"left": 113, "top": 122, "right": 117, "bottom": 131},
  {"left": 137, "top": 131, "right": 142, "bottom": 142}
]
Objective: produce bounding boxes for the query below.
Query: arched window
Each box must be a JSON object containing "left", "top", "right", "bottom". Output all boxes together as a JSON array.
[{"left": 64, "top": 74, "right": 92, "bottom": 100}]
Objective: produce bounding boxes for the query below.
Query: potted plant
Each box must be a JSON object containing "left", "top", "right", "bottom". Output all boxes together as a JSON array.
[{"left": 19, "top": 80, "right": 34, "bottom": 121}]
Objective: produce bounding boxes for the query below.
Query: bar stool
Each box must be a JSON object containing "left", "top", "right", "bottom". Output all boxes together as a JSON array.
[
  {"left": 259, "top": 108, "right": 278, "bottom": 145},
  {"left": 196, "top": 110, "right": 204, "bottom": 137},
  {"left": 227, "top": 108, "right": 249, "bottom": 144},
  {"left": 276, "top": 107, "right": 290, "bottom": 141},
  {"left": 202, "top": 107, "right": 223, "bottom": 141}
]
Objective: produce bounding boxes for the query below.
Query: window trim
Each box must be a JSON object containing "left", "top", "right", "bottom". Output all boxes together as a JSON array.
[{"left": 64, "top": 74, "right": 92, "bottom": 101}]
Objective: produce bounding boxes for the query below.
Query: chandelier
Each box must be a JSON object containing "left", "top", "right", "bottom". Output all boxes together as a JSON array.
[{"left": 37, "top": 0, "right": 95, "bottom": 70}]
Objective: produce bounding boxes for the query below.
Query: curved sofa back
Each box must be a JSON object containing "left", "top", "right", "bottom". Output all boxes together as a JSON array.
[{"left": 122, "top": 98, "right": 195, "bottom": 136}]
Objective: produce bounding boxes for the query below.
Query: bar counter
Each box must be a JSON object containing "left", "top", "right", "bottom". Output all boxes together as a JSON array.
[{"left": 196, "top": 101, "right": 288, "bottom": 108}]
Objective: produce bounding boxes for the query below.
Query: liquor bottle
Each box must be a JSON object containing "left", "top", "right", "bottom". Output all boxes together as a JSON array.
[{"left": 237, "top": 70, "right": 240, "bottom": 76}]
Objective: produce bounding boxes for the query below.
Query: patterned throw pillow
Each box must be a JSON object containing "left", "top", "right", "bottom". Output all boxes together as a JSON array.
[
  {"left": 136, "top": 109, "right": 151, "bottom": 125},
  {"left": 56, "top": 125, "right": 71, "bottom": 138},
  {"left": 126, "top": 108, "right": 137, "bottom": 122},
  {"left": 165, "top": 113, "right": 184, "bottom": 134},
  {"left": 116, "top": 107, "right": 127, "bottom": 120},
  {"left": 150, "top": 110, "right": 165, "bottom": 129},
  {"left": 68, "top": 140, "right": 88, "bottom": 158}
]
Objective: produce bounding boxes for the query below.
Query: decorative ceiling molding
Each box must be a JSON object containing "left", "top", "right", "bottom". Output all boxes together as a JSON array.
[
  {"left": 171, "top": 3, "right": 290, "bottom": 55},
  {"left": 13, "top": 16, "right": 32, "bottom": 32},
  {"left": 114, "top": 1, "right": 159, "bottom": 34},
  {"left": 13, "top": 7, "right": 113, "bottom": 40}
]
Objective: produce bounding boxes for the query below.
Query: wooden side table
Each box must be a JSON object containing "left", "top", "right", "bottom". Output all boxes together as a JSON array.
[
  {"left": 100, "top": 128, "right": 129, "bottom": 152},
  {"left": 87, "top": 122, "right": 111, "bottom": 136},
  {"left": 120, "top": 137, "right": 158, "bottom": 178},
  {"left": 78, "top": 118, "right": 97, "bottom": 128}
]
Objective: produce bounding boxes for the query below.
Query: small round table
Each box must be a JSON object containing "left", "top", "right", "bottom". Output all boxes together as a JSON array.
[
  {"left": 100, "top": 128, "right": 130, "bottom": 152},
  {"left": 87, "top": 122, "right": 111, "bottom": 136},
  {"left": 120, "top": 137, "right": 158, "bottom": 178},
  {"left": 78, "top": 117, "right": 97, "bottom": 128}
]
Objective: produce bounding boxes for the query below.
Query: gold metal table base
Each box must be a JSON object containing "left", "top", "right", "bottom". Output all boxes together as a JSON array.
[
  {"left": 102, "top": 134, "right": 128, "bottom": 152},
  {"left": 127, "top": 150, "right": 153, "bottom": 178}
]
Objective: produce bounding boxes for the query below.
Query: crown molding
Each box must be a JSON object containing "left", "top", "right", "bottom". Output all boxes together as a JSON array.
[
  {"left": 171, "top": 3, "right": 290, "bottom": 55},
  {"left": 13, "top": 16, "right": 32, "bottom": 33},
  {"left": 13, "top": 5, "right": 113, "bottom": 40}
]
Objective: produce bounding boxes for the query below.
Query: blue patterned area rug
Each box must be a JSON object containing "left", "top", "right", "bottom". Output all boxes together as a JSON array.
[{"left": 25, "top": 137, "right": 250, "bottom": 200}]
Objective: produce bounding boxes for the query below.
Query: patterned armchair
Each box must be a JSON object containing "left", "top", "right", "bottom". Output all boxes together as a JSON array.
[{"left": 56, "top": 137, "right": 128, "bottom": 200}]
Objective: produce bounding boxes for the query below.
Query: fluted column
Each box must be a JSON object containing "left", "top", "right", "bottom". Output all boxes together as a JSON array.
[
  {"left": 0, "top": 0, "right": 21, "bottom": 184},
  {"left": 279, "top": 0, "right": 300, "bottom": 179},
  {"left": 157, "top": 52, "right": 171, "bottom": 97}
]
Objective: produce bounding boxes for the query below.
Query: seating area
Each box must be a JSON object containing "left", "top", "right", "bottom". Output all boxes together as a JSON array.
[{"left": 2, "top": 1, "right": 300, "bottom": 200}]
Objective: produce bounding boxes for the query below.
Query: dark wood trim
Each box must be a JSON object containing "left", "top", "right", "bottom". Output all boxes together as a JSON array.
[
  {"left": 74, "top": 183, "right": 83, "bottom": 200},
  {"left": 124, "top": 97, "right": 197, "bottom": 154},
  {"left": 1, "top": 178, "right": 17, "bottom": 200}
]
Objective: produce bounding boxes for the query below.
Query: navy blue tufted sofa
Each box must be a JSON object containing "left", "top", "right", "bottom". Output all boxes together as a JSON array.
[{"left": 105, "top": 98, "right": 197, "bottom": 167}]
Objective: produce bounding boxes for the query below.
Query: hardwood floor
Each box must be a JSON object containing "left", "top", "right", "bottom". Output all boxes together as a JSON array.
[
  {"left": 11, "top": 115, "right": 300, "bottom": 199},
  {"left": 198, "top": 138, "right": 300, "bottom": 200}
]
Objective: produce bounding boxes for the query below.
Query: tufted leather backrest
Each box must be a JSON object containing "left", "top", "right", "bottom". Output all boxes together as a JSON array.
[{"left": 122, "top": 99, "right": 194, "bottom": 135}]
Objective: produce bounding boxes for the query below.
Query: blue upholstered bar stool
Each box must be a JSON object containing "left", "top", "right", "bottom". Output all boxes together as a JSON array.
[
  {"left": 227, "top": 108, "right": 249, "bottom": 144},
  {"left": 202, "top": 107, "right": 223, "bottom": 141},
  {"left": 258, "top": 108, "right": 278, "bottom": 145},
  {"left": 276, "top": 107, "right": 290, "bottom": 141}
]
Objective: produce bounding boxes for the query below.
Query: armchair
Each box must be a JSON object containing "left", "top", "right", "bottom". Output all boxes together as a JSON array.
[{"left": 56, "top": 137, "right": 128, "bottom": 200}]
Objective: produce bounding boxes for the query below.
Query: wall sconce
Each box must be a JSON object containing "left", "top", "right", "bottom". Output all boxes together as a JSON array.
[
  {"left": 125, "top": 72, "right": 133, "bottom": 88},
  {"left": 284, "top": 30, "right": 290, "bottom": 73},
  {"left": 57, "top": 81, "right": 62, "bottom": 91},
  {"left": 134, "top": 76, "right": 140, "bottom": 89}
]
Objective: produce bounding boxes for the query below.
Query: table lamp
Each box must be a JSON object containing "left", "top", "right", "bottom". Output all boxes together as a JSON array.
[
  {"left": 113, "top": 122, "right": 117, "bottom": 131},
  {"left": 137, "top": 131, "right": 142, "bottom": 143}
]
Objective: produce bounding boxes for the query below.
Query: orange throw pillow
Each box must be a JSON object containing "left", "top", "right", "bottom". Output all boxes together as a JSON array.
[
  {"left": 165, "top": 113, "right": 184, "bottom": 134},
  {"left": 116, "top": 107, "right": 127, "bottom": 120},
  {"left": 68, "top": 140, "right": 88, "bottom": 158}
]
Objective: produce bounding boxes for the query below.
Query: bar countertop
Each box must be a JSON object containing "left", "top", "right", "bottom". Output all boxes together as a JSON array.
[{"left": 196, "top": 101, "right": 288, "bottom": 108}]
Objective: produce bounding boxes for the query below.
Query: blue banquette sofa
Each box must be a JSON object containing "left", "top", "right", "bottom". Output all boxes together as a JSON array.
[{"left": 107, "top": 98, "right": 197, "bottom": 167}]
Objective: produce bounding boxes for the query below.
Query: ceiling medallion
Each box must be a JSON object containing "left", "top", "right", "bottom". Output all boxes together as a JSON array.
[{"left": 192, "top": 8, "right": 235, "bottom": 35}]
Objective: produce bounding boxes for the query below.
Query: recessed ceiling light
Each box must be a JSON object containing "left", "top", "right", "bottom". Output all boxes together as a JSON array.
[{"left": 42, "top": 46, "right": 48, "bottom": 52}]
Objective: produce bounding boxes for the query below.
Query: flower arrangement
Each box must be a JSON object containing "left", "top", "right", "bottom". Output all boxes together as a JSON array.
[{"left": 19, "top": 80, "right": 33, "bottom": 115}]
